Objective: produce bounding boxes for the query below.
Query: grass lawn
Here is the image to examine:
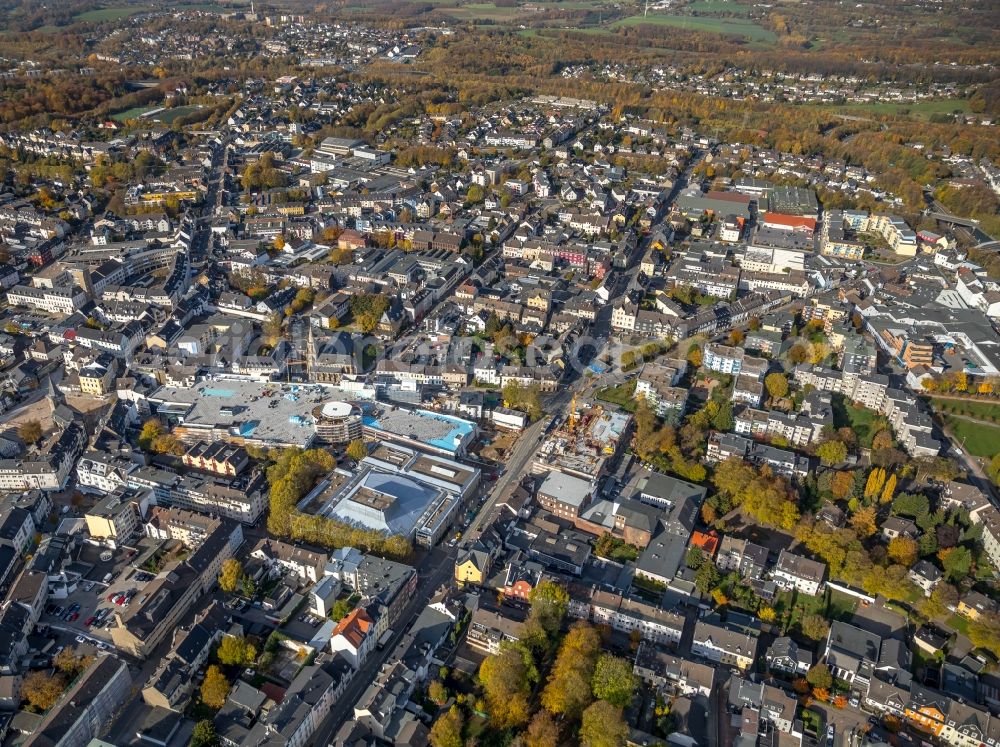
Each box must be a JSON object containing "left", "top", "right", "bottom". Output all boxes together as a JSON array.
[
  {"left": 75, "top": 6, "right": 147, "bottom": 22},
  {"left": 827, "top": 589, "right": 858, "bottom": 621},
  {"left": 941, "top": 415, "right": 1000, "bottom": 458},
  {"left": 831, "top": 394, "right": 885, "bottom": 448},
  {"left": 610, "top": 13, "right": 776, "bottom": 42},
  {"left": 685, "top": 0, "right": 751, "bottom": 14},
  {"left": 151, "top": 105, "right": 204, "bottom": 124},
  {"left": 112, "top": 105, "right": 156, "bottom": 122},
  {"left": 595, "top": 380, "right": 638, "bottom": 412},
  {"left": 929, "top": 397, "right": 1000, "bottom": 423},
  {"left": 816, "top": 98, "right": 973, "bottom": 121},
  {"left": 945, "top": 613, "right": 972, "bottom": 637}
]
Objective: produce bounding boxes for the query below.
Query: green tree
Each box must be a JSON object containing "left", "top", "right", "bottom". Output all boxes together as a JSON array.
[
  {"left": 466, "top": 184, "right": 485, "bottom": 204},
  {"left": 694, "top": 562, "right": 720, "bottom": 594},
  {"left": 527, "top": 579, "right": 570, "bottom": 642},
  {"left": 580, "top": 700, "right": 628, "bottom": 747},
  {"left": 429, "top": 705, "right": 464, "bottom": 747},
  {"left": 591, "top": 654, "right": 637, "bottom": 708},
  {"left": 346, "top": 439, "right": 368, "bottom": 462},
  {"left": 349, "top": 293, "right": 390, "bottom": 333},
  {"left": 200, "top": 665, "right": 230, "bottom": 709},
  {"left": 190, "top": 720, "right": 218, "bottom": 747},
  {"left": 330, "top": 597, "right": 355, "bottom": 621},
  {"left": 685, "top": 546, "right": 706, "bottom": 570},
  {"left": 501, "top": 381, "right": 543, "bottom": 421},
  {"left": 241, "top": 575, "right": 257, "bottom": 598},
  {"left": 218, "top": 558, "right": 242, "bottom": 593},
  {"left": 892, "top": 492, "right": 930, "bottom": 520},
  {"left": 941, "top": 547, "right": 972, "bottom": 581},
  {"left": 806, "top": 663, "right": 833, "bottom": 690}
]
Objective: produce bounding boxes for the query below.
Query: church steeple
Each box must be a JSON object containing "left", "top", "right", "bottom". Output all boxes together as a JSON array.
[{"left": 45, "top": 375, "right": 63, "bottom": 414}]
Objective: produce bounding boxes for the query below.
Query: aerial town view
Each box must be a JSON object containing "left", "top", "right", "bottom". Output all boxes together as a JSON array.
[{"left": 0, "top": 0, "right": 995, "bottom": 746}]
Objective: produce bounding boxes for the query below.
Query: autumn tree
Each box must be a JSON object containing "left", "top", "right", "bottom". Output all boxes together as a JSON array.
[
  {"left": 525, "top": 710, "right": 561, "bottom": 747},
  {"left": 138, "top": 418, "right": 165, "bottom": 450},
  {"left": 591, "top": 654, "right": 637, "bottom": 708},
  {"left": 830, "top": 470, "right": 855, "bottom": 500},
  {"left": 429, "top": 705, "right": 464, "bottom": 747},
  {"left": 864, "top": 468, "right": 886, "bottom": 499},
  {"left": 479, "top": 643, "right": 533, "bottom": 728},
  {"left": 346, "top": 439, "right": 368, "bottom": 462},
  {"left": 428, "top": 679, "right": 447, "bottom": 706},
  {"left": 200, "top": 665, "right": 230, "bottom": 709},
  {"left": 216, "top": 636, "right": 257, "bottom": 668},
  {"left": 580, "top": 700, "right": 629, "bottom": 747},
  {"left": 968, "top": 612, "right": 1000, "bottom": 653},
  {"left": 816, "top": 439, "right": 848, "bottom": 466},
  {"left": 686, "top": 343, "right": 702, "bottom": 368},
  {"left": 542, "top": 623, "right": 600, "bottom": 720},
  {"left": 887, "top": 536, "right": 919, "bottom": 567},
  {"left": 22, "top": 670, "right": 66, "bottom": 712},
  {"left": 800, "top": 613, "right": 829, "bottom": 642},
  {"left": 872, "top": 429, "right": 893, "bottom": 451},
  {"left": 764, "top": 372, "right": 789, "bottom": 401},
  {"left": 18, "top": 420, "right": 42, "bottom": 445},
  {"left": 218, "top": 558, "right": 243, "bottom": 593},
  {"left": 53, "top": 648, "right": 92, "bottom": 678},
  {"left": 880, "top": 473, "right": 898, "bottom": 504},
  {"left": 849, "top": 506, "right": 878, "bottom": 538}
]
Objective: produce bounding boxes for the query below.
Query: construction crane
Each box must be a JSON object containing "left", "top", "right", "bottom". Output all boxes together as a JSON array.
[{"left": 567, "top": 393, "right": 578, "bottom": 435}]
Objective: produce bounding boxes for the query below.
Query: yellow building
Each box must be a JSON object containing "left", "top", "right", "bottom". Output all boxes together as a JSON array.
[
  {"left": 79, "top": 360, "right": 115, "bottom": 396},
  {"left": 455, "top": 547, "right": 491, "bottom": 586}
]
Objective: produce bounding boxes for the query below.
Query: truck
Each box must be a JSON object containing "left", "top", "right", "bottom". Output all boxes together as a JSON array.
[
  {"left": 102, "top": 572, "right": 113, "bottom": 584},
  {"left": 377, "top": 628, "right": 394, "bottom": 650}
]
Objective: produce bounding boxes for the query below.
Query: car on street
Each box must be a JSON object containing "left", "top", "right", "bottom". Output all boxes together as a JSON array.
[{"left": 826, "top": 725, "right": 835, "bottom": 747}]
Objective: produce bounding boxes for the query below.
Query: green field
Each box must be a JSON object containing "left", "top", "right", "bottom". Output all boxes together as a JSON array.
[
  {"left": 831, "top": 394, "right": 886, "bottom": 449},
  {"left": 151, "top": 105, "right": 204, "bottom": 124},
  {"left": 818, "top": 98, "right": 973, "bottom": 120},
  {"left": 930, "top": 397, "right": 1000, "bottom": 422},
  {"left": 685, "top": 0, "right": 751, "bottom": 15},
  {"left": 112, "top": 106, "right": 156, "bottom": 122},
  {"left": 75, "top": 6, "right": 148, "bottom": 22},
  {"left": 596, "top": 380, "right": 638, "bottom": 412},
  {"left": 611, "top": 13, "right": 776, "bottom": 42},
  {"left": 941, "top": 415, "right": 1000, "bottom": 458}
]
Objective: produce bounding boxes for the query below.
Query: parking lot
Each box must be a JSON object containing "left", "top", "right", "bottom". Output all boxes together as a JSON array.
[{"left": 39, "top": 547, "right": 161, "bottom": 645}]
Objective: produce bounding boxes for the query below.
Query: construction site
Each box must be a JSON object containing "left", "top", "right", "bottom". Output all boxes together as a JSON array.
[{"left": 531, "top": 396, "right": 632, "bottom": 481}]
